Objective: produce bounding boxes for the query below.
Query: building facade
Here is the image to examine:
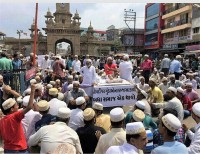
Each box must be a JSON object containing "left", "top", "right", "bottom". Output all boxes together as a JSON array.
[{"left": 144, "top": 3, "right": 164, "bottom": 58}]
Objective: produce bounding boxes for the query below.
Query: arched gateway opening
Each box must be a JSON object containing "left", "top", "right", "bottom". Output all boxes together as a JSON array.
[{"left": 55, "top": 39, "right": 73, "bottom": 56}]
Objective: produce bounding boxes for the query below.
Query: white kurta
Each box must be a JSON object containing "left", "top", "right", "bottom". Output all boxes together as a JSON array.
[
  {"left": 72, "top": 60, "right": 81, "bottom": 72},
  {"left": 28, "top": 122, "right": 83, "bottom": 154},
  {"left": 119, "top": 61, "right": 133, "bottom": 82},
  {"left": 49, "top": 98, "right": 67, "bottom": 116},
  {"left": 68, "top": 108, "right": 84, "bottom": 131},
  {"left": 106, "top": 142, "right": 139, "bottom": 154}
]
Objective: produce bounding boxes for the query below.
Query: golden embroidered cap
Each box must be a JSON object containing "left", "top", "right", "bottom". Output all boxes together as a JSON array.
[
  {"left": 135, "top": 101, "right": 145, "bottom": 110},
  {"left": 126, "top": 122, "right": 145, "bottom": 135},
  {"left": 58, "top": 92, "right": 64, "bottom": 101},
  {"left": 162, "top": 113, "right": 181, "bottom": 132},
  {"left": 110, "top": 107, "right": 125, "bottom": 122},
  {"left": 57, "top": 107, "right": 71, "bottom": 119},
  {"left": 192, "top": 102, "right": 200, "bottom": 117},
  {"left": 132, "top": 109, "right": 145, "bottom": 122},
  {"left": 92, "top": 102, "right": 103, "bottom": 111},
  {"left": 56, "top": 79, "right": 60, "bottom": 83},
  {"left": 49, "top": 88, "right": 59, "bottom": 96},
  {"left": 2, "top": 98, "right": 16, "bottom": 110},
  {"left": 37, "top": 100, "right": 49, "bottom": 111},
  {"left": 83, "top": 108, "right": 95, "bottom": 121},
  {"left": 76, "top": 97, "right": 85, "bottom": 105}
]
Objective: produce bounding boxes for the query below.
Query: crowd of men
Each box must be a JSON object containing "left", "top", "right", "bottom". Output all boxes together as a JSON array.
[{"left": 0, "top": 51, "right": 200, "bottom": 154}]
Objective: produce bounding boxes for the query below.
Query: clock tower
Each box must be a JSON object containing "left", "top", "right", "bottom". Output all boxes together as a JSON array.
[{"left": 43, "top": 3, "right": 82, "bottom": 55}]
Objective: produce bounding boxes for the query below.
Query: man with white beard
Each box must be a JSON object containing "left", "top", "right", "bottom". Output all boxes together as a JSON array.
[{"left": 119, "top": 55, "right": 133, "bottom": 82}]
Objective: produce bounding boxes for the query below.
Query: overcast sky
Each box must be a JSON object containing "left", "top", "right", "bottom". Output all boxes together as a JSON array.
[{"left": 0, "top": 2, "right": 146, "bottom": 38}]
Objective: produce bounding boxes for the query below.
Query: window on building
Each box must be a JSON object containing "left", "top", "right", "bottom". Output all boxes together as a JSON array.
[
  {"left": 193, "top": 27, "right": 200, "bottom": 34},
  {"left": 146, "top": 17, "right": 158, "bottom": 31},
  {"left": 146, "top": 3, "right": 159, "bottom": 18},
  {"left": 180, "top": 13, "right": 189, "bottom": 24},
  {"left": 179, "top": 29, "right": 187, "bottom": 37},
  {"left": 145, "top": 33, "right": 158, "bottom": 42},
  {"left": 167, "top": 17, "right": 175, "bottom": 28}
]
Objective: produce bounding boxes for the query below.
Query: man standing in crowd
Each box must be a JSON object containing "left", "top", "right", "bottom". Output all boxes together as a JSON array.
[
  {"left": 40, "top": 54, "right": 51, "bottom": 76},
  {"left": 119, "top": 55, "right": 133, "bottom": 82},
  {"left": 160, "top": 54, "right": 171, "bottom": 76},
  {"left": 140, "top": 54, "right": 152, "bottom": 83},
  {"left": 52, "top": 55, "right": 65, "bottom": 80},
  {"left": 12, "top": 53, "right": 22, "bottom": 69},
  {"left": 169, "top": 55, "right": 182, "bottom": 80},
  {"left": 104, "top": 57, "right": 117, "bottom": 76},
  {"left": 72, "top": 55, "right": 81, "bottom": 73}
]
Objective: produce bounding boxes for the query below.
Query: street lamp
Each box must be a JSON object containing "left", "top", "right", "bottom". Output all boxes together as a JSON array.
[{"left": 124, "top": 9, "right": 136, "bottom": 52}]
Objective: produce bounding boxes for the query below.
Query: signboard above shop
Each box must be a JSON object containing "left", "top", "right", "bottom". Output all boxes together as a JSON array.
[
  {"left": 186, "top": 45, "right": 200, "bottom": 51},
  {"left": 163, "top": 44, "right": 178, "bottom": 49}
]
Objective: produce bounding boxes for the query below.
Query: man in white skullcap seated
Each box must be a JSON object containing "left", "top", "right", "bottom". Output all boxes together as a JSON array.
[
  {"left": 48, "top": 88, "right": 67, "bottom": 116},
  {"left": 76, "top": 108, "right": 106, "bottom": 153},
  {"left": 0, "top": 84, "right": 36, "bottom": 153},
  {"left": 118, "top": 54, "right": 133, "bottom": 82},
  {"left": 184, "top": 82, "right": 200, "bottom": 104},
  {"left": 136, "top": 76, "right": 150, "bottom": 92},
  {"left": 21, "top": 95, "right": 41, "bottom": 140},
  {"left": 182, "top": 102, "right": 200, "bottom": 154},
  {"left": 167, "top": 74, "right": 183, "bottom": 88},
  {"left": 62, "top": 75, "right": 74, "bottom": 93},
  {"left": 68, "top": 97, "right": 86, "bottom": 130},
  {"left": 106, "top": 122, "right": 147, "bottom": 154},
  {"left": 184, "top": 73, "right": 197, "bottom": 90},
  {"left": 66, "top": 81, "right": 89, "bottom": 110},
  {"left": 28, "top": 107, "right": 83, "bottom": 154},
  {"left": 151, "top": 114, "right": 188, "bottom": 154},
  {"left": 92, "top": 102, "right": 111, "bottom": 132},
  {"left": 95, "top": 107, "right": 126, "bottom": 154},
  {"left": 34, "top": 100, "right": 56, "bottom": 131},
  {"left": 158, "top": 77, "right": 168, "bottom": 95}
]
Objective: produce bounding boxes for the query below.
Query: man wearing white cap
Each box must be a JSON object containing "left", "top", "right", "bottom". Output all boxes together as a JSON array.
[
  {"left": 21, "top": 95, "right": 41, "bottom": 140},
  {"left": 160, "top": 54, "right": 171, "bottom": 76},
  {"left": 176, "top": 87, "right": 192, "bottom": 119},
  {"left": 184, "top": 73, "right": 197, "bottom": 90},
  {"left": 184, "top": 82, "right": 200, "bottom": 104},
  {"left": 95, "top": 107, "right": 126, "bottom": 154},
  {"left": 183, "top": 103, "right": 200, "bottom": 154},
  {"left": 140, "top": 54, "right": 152, "bottom": 83},
  {"left": 72, "top": 55, "right": 81, "bottom": 73},
  {"left": 169, "top": 55, "right": 182, "bottom": 80},
  {"left": 152, "top": 113, "right": 188, "bottom": 154},
  {"left": 168, "top": 74, "right": 183, "bottom": 88},
  {"left": 136, "top": 76, "right": 150, "bottom": 92},
  {"left": 118, "top": 55, "right": 133, "bottom": 82},
  {"left": 164, "top": 87, "right": 184, "bottom": 121},
  {"left": 76, "top": 108, "right": 106, "bottom": 153},
  {"left": 28, "top": 107, "right": 83, "bottom": 154},
  {"left": 61, "top": 75, "right": 74, "bottom": 93},
  {"left": 40, "top": 54, "right": 51, "bottom": 76},
  {"left": 0, "top": 84, "right": 36, "bottom": 153},
  {"left": 48, "top": 88, "right": 67, "bottom": 116},
  {"left": 93, "top": 102, "right": 111, "bottom": 132},
  {"left": 68, "top": 97, "right": 86, "bottom": 130},
  {"left": 106, "top": 122, "right": 148, "bottom": 154},
  {"left": 158, "top": 77, "right": 168, "bottom": 95}
]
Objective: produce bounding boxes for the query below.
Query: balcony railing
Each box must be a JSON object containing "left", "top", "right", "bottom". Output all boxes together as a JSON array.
[
  {"left": 162, "top": 18, "right": 191, "bottom": 29},
  {"left": 163, "top": 4, "right": 189, "bottom": 15}
]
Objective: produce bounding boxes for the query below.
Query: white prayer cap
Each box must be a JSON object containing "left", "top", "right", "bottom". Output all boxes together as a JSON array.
[
  {"left": 123, "top": 54, "right": 129, "bottom": 59},
  {"left": 168, "top": 87, "right": 177, "bottom": 94},
  {"left": 49, "top": 70, "right": 53, "bottom": 73},
  {"left": 86, "top": 59, "right": 92, "bottom": 63},
  {"left": 56, "top": 79, "right": 60, "bottom": 83},
  {"left": 23, "top": 95, "right": 30, "bottom": 107},
  {"left": 140, "top": 90, "right": 148, "bottom": 99},
  {"left": 162, "top": 113, "right": 181, "bottom": 132},
  {"left": 30, "top": 79, "right": 36, "bottom": 85},
  {"left": 107, "top": 57, "right": 112, "bottom": 61},
  {"left": 0, "top": 75, "right": 3, "bottom": 79},
  {"left": 35, "top": 84, "right": 43, "bottom": 90},
  {"left": 36, "top": 72, "right": 41, "bottom": 76},
  {"left": 58, "top": 92, "right": 64, "bottom": 101},
  {"left": 19, "top": 54, "right": 23, "bottom": 57},
  {"left": 169, "top": 74, "right": 175, "bottom": 78},
  {"left": 56, "top": 55, "right": 61, "bottom": 59},
  {"left": 164, "top": 54, "right": 168, "bottom": 57},
  {"left": 76, "top": 97, "right": 85, "bottom": 105},
  {"left": 68, "top": 75, "right": 73, "bottom": 79},
  {"left": 74, "top": 55, "right": 78, "bottom": 57},
  {"left": 50, "top": 81, "right": 56, "bottom": 86},
  {"left": 2, "top": 98, "right": 16, "bottom": 110},
  {"left": 30, "top": 52, "right": 34, "bottom": 56},
  {"left": 176, "top": 55, "right": 182, "bottom": 59},
  {"left": 192, "top": 102, "right": 200, "bottom": 118},
  {"left": 132, "top": 109, "right": 145, "bottom": 122},
  {"left": 126, "top": 122, "right": 145, "bottom": 135},
  {"left": 185, "top": 82, "right": 192, "bottom": 87},
  {"left": 92, "top": 102, "right": 103, "bottom": 111},
  {"left": 135, "top": 101, "right": 145, "bottom": 110},
  {"left": 177, "top": 87, "right": 184, "bottom": 94},
  {"left": 159, "top": 72, "right": 164, "bottom": 75},
  {"left": 23, "top": 88, "right": 31, "bottom": 96},
  {"left": 110, "top": 107, "right": 125, "bottom": 122},
  {"left": 162, "top": 77, "right": 168, "bottom": 82},
  {"left": 68, "top": 84, "right": 73, "bottom": 91},
  {"left": 46, "top": 84, "right": 53, "bottom": 89},
  {"left": 16, "top": 96, "right": 23, "bottom": 104},
  {"left": 37, "top": 100, "right": 49, "bottom": 111},
  {"left": 35, "top": 76, "right": 40, "bottom": 80},
  {"left": 49, "top": 88, "right": 59, "bottom": 96},
  {"left": 57, "top": 107, "right": 71, "bottom": 119},
  {"left": 83, "top": 108, "right": 95, "bottom": 121},
  {"left": 73, "top": 81, "right": 80, "bottom": 85},
  {"left": 144, "top": 54, "right": 149, "bottom": 57}
]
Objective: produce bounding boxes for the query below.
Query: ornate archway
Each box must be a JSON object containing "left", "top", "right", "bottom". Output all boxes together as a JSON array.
[{"left": 55, "top": 38, "right": 73, "bottom": 55}]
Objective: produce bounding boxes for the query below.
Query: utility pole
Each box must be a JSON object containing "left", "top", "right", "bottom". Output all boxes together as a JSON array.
[{"left": 124, "top": 9, "right": 136, "bottom": 52}]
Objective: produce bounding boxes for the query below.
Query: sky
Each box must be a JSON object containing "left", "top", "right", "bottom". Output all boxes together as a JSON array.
[{"left": 0, "top": 2, "right": 146, "bottom": 39}]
